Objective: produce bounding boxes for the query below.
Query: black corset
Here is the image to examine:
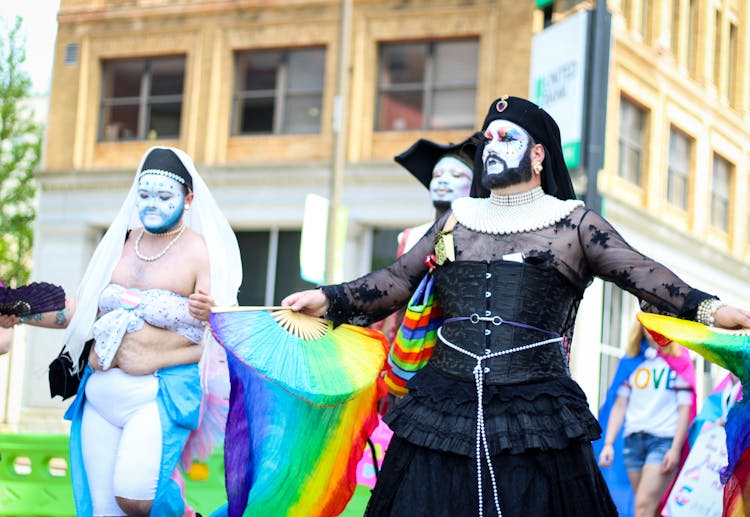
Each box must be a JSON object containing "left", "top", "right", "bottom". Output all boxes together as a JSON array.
[{"left": 429, "top": 261, "right": 581, "bottom": 384}]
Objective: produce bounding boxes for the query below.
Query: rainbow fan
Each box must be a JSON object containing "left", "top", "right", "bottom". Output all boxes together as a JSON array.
[
  {"left": 209, "top": 307, "right": 388, "bottom": 517},
  {"left": 637, "top": 312, "right": 750, "bottom": 517}
]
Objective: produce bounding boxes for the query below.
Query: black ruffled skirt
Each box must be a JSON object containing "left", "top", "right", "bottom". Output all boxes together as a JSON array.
[{"left": 367, "top": 365, "right": 617, "bottom": 517}]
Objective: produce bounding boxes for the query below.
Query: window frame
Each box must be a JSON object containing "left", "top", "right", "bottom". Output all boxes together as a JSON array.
[
  {"left": 666, "top": 126, "right": 692, "bottom": 210},
  {"left": 98, "top": 56, "right": 185, "bottom": 142},
  {"left": 617, "top": 96, "right": 647, "bottom": 187},
  {"left": 374, "top": 38, "right": 479, "bottom": 131},
  {"left": 231, "top": 46, "right": 327, "bottom": 136},
  {"left": 710, "top": 153, "right": 733, "bottom": 233}
]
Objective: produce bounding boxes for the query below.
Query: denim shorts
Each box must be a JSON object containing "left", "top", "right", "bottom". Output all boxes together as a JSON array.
[{"left": 623, "top": 432, "right": 672, "bottom": 472}]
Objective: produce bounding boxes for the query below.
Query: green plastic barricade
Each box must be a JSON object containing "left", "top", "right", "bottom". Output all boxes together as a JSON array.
[
  {"left": 0, "top": 433, "right": 75, "bottom": 516},
  {"left": 0, "top": 433, "right": 229, "bottom": 516},
  {"left": 0, "top": 433, "right": 371, "bottom": 516}
]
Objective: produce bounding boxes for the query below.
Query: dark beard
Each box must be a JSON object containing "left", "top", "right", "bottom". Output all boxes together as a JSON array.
[
  {"left": 432, "top": 199, "right": 451, "bottom": 212},
  {"left": 481, "top": 150, "right": 533, "bottom": 191}
]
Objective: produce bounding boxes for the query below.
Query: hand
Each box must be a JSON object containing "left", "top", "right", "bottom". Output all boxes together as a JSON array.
[
  {"left": 598, "top": 443, "right": 614, "bottom": 467},
  {"left": 281, "top": 289, "right": 329, "bottom": 318},
  {"left": 0, "top": 315, "right": 21, "bottom": 328},
  {"left": 714, "top": 305, "right": 750, "bottom": 329},
  {"left": 661, "top": 447, "right": 680, "bottom": 474},
  {"left": 189, "top": 288, "right": 214, "bottom": 322}
]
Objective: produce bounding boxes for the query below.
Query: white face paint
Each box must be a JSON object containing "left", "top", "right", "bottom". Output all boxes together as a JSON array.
[
  {"left": 482, "top": 120, "right": 530, "bottom": 176},
  {"left": 136, "top": 173, "right": 186, "bottom": 233},
  {"left": 429, "top": 156, "right": 473, "bottom": 203}
]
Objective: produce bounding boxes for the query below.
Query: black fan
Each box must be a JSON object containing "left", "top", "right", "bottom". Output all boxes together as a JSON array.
[{"left": 0, "top": 282, "right": 66, "bottom": 317}]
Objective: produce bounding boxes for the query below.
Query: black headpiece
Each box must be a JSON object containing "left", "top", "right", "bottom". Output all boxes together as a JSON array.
[
  {"left": 470, "top": 96, "right": 576, "bottom": 200},
  {"left": 138, "top": 147, "right": 193, "bottom": 192},
  {"left": 395, "top": 134, "right": 479, "bottom": 190}
]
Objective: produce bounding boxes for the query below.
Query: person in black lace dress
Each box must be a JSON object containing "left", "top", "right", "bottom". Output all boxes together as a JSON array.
[{"left": 282, "top": 96, "right": 750, "bottom": 517}]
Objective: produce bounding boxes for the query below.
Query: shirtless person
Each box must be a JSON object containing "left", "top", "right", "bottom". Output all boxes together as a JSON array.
[{"left": 1, "top": 147, "right": 241, "bottom": 517}]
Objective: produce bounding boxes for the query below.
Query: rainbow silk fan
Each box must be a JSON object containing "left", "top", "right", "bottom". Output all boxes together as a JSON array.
[
  {"left": 0, "top": 282, "right": 66, "bottom": 317},
  {"left": 209, "top": 307, "right": 388, "bottom": 517},
  {"left": 637, "top": 312, "right": 750, "bottom": 517}
]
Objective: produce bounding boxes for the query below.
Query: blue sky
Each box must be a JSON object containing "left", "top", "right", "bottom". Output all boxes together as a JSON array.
[{"left": 0, "top": 1, "right": 61, "bottom": 94}]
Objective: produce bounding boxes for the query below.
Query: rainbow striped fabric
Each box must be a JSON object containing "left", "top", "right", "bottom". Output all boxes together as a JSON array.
[
  {"left": 637, "top": 312, "right": 750, "bottom": 517},
  {"left": 209, "top": 309, "right": 388, "bottom": 517},
  {"left": 384, "top": 274, "right": 444, "bottom": 396}
]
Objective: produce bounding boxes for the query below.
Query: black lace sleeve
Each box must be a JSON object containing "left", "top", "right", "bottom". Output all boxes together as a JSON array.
[
  {"left": 320, "top": 215, "right": 448, "bottom": 327},
  {"left": 577, "top": 209, "right": 714, "bottom": 319}
]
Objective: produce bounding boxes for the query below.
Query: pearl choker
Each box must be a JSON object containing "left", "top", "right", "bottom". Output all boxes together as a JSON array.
[
  {"left": 135, "top": 225, "right": 186, "bottom": 262},
  {"left": 489, "top": 187, "right": 545, "bottom": 206}
]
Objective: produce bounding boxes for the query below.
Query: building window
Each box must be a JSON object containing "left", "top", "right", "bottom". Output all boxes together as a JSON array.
[
  {"left": 235, "top": 229, "right": 316, "bottom": 306},
  {"left": 639, "top": 0, "right": 653, "bottom": 41},
  {"left": 99, "top": 57, "right": 185, "bottom": 141},
  {"left": 728, "top": 23, "right": 738, "bottom": 105},
  {"left": 232, "top": 47, "right": 325, "bottom": 135},
  {"left": 713, "top": 10, "right": 722, "bottom": 88},
  {"left": 687, "top": 0, "right": 698, "bottom": 75},
  {"left": 667, "top": 127, "right": 691, "bottom": 210},
  {"left": 711, "top": 154, "right": 732, "bottom": 232},
  {"left": 617, "top": 97, "right": 647, "bottom": 186},
  {"left": 376, "top": 39, "right": 478, "bottom": 131}
]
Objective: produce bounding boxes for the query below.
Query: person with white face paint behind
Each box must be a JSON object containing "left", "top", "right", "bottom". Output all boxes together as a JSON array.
[
  {"left": 392, "top": 136, "right": 477, "bottom": 256},
  {"left": 282, "top": 96, "right": 750, "bottom": 516},
  {"left": 1, "top": 147, "right": 242, "bottom": 516}
]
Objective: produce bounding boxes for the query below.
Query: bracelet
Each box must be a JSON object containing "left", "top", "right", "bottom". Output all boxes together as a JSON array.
[{"left": 696, "top": 298, "right": 727, "bottom": 326}]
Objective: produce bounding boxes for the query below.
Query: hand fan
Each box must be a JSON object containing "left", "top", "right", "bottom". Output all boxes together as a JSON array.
[
  {"left": 637, "top": 312, "right": 750, "bottom": 517},
  {"left": 209, "top": 306, "right": 388, "bottom": 517},
  {"left": 0, "top": 282, "right": 66, "bottom": 317},
  {"left": 210, "top": 306, "right": 387, "bottom": 407}
]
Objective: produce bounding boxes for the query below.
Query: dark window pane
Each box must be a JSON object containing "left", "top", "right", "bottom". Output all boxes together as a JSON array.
[
  {"left": 236, "top": 231, "right": 270, "bottom": 306},
  {"left": 240, "top": 51, "right": 282, "bottom": 91},
  {"left": 378, "top": 91, "right": 424, "bottom": 130},
  {"left": 107, "top": 61, "right": 143, "bottom": 98},
  {"left": 380, "top": 44, "right": 427, "bottom": 85},
  {"left": 148, "top": 102, "right": 182, "bottom": 138},
  {"left": 239, "top": 98, "right": 275, "bottom": 133},
  {"left": 150, "top": 57, "right": 185, "bottom": 96},
  {"left": 102, "top": 105, "right": 139, "bottom": 141},
  {"left": 274, "top": 231, "right": 316, "bottom": 305}
]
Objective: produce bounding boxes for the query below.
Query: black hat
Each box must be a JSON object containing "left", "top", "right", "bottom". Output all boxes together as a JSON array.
[
  {"left": 138, "top": 147, "right": 193, "bottom": 192},
  {"left": 470, "top": 96, "right": 576, "bottom": 201},
  {"left": 395, "top": 134, "right": 479, "bottom": 190}
]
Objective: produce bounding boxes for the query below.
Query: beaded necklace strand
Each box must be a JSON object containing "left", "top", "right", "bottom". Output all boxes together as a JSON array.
[{"left": 135, "top": 224, "right": 186, "bottom": 262}]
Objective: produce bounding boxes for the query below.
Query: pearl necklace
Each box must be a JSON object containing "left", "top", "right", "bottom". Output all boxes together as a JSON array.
[{"left": 135, "top": 225, "right": 186, "bottom": 262}]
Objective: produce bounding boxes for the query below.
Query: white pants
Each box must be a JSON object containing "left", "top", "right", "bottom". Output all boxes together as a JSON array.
[{"left": 81, "top": 368, "right": 162, "bottom": 516}]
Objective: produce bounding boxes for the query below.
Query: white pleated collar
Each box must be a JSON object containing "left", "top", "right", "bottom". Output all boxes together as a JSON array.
[{"left": 451, "top": 187, "right": 584, "bottom": 235}]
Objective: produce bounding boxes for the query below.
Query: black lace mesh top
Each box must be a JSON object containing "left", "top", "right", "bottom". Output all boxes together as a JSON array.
[{"left": 321, "top": 199, "right": 713, "bottom": 455}]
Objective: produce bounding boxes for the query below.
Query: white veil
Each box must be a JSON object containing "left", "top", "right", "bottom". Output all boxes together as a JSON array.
[{"left": 61, "top": 146, "right": 243, "bottom": 369}]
